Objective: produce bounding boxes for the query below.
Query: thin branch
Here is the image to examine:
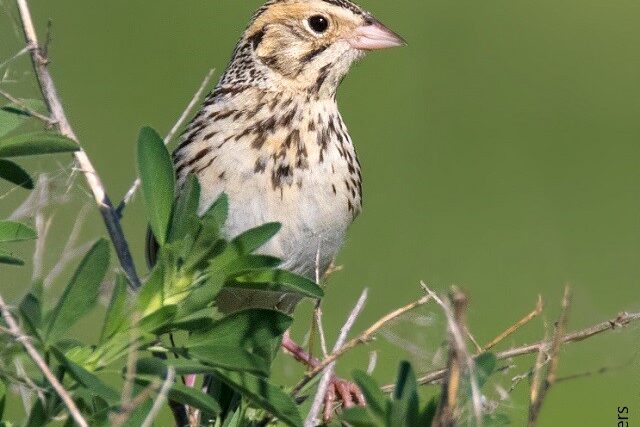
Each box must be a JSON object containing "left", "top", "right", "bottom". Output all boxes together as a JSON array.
[
  {"left": 0, "top": 88, "right": 56, "bottom": 125},
  {"left": 118, "top": 68, "right": 215, "bottom": 213},
  {"left": 15, "top": 0, "right": 141, "bottom": 289},
  {"left": 292, "top": 292, "right": 432, "bottom": 396},
  {"left": 427, "top": 286, "right": 482, "bottom": 427},
  {"left": 483, "top": 295, "right": 544, "bottom": 351},
  {"left": 0, "top": 293, "right": 88, "bottom": 427},
  {"left": 465, "top": 325, "right": 482, "bottom": 354},
  {"left": 0, "top": 45, "right": 29, "bottom": 70},
  {"left": 31, "top": 195, "right": 52, "bottom": 281},
  {"left": 528, "top": 285, "right": 571, "bottom": 426},
  {"left": 367, "top": 351, "right": 378, "bottom": 374},
  {"left": 140, "top": 367, "right": 176, "bottom": 427},
  {"left": 381, "top": 310, "right": 640, "bottom": 392},
  {"left": 309, "top": 246, "right": 328, "bottom": 361},
  {"left": 304, "top": 289, "right": 368, "bottom": 427}
]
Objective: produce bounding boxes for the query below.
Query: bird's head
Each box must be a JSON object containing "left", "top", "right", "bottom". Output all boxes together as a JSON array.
[{"left": 221, "top": 0, "right": 405, "bottom": 98}]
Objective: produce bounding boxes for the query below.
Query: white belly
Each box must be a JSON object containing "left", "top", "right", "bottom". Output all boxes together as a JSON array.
[{"left": 198, "top": 149, "right": 353, "bottom": 280}]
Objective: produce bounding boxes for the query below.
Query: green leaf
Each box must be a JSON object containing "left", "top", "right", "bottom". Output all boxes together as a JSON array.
[
  {"left": 187, "top": 309, "right": 292, "bottom": 362},
  {"left": 216, "top": 254, "right": 281, "bottom": 277},
  {"left": 168, "top": 307, "right": 216, "bottom": 332},
  {"left": 25, "top": 399, "right": 47, "bottom": 427},
  {"left": 215, "top": 369, "right": 303, "bottom": 427},
  {"left": 0, "top": 132, "right": 78, "bottom": 158},
  {"left": 0, "top": 248, "right": 23, "bottom": 265},
  {"left": 0, "top": 220, "right": 36, "bottom": 242},
  {"left": 168, "top": 174, "right": 200, "bottom": 243},
  {"left": 389, "top": 361, "right": 420, "bottom": 427},
  {"left": 135, "top": 261, "right": 165, "bottom": 313},
  {"left": 122, "top": 390, "right": 153, "bottom": 427},
  {"left": 0, "top": 381, "right": 6, "bottom": 420},
  {"left": 221, "top": 407, "right": 242, "bottom": 427},
  {"left": 419, "top": 397, "right": 438, "bottom": 427},
  {"left": 474, "top": 352, "right": 497, "bottom": 389},
  {"left": 203, "top": 192, "right": 228, "bottom": 229},
  {"left": 0, "top": 100, "right": 45, "bottom": 138},
  {"left": 0, "top": 159, "right": 33, "bottom": 189},
  {"left": 138, "top": 305, "right": 177, "bottom": 334},
  {"left": 45, "top": 239, "right": 110, "bottom": 344},
  {"left": 352, "top": 370, "right": 388, "bottom": 420},
  {"left": 167, "top": 382, "right": 222, "bottom": 415},
  {"left": 228, "top": 269, "right": 323, "bottom": 299},
  {"left": 100, "top": 274, "right": 128, "bottom": 343},
  {"left": 19, "top": 282, "right": 43, "bottom": 336},
  {"left": 52, "top": 347, "right": 120, "bottom": 402},
  {"left": 178, "top": 272, "right": 226, "bottom": 315},
  {"left": 137, "top": 357, "right": 220, "bottom": 376},
  {"left": 187, "top": 345, "right": 269, "bottom": 376},
  {"left": 341, "top": 407, "right": 379, "bottom": 427},
  {"left": 137, "top": 126, "right": 175, "bottom": 245},
  {"left": 135, "top": 373, "right": 223, "bottom": 415},
  {"left": 230, "top": 222, "right": 281, "bottom": 255}
]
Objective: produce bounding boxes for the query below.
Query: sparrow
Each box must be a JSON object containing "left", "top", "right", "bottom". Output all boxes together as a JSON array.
[{"left": 170, "top": 0, "right": 405, "bottom": 419}]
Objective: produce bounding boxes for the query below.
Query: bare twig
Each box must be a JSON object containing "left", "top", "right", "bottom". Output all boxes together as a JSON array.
[
  {"left": 292, "top": 292, "right": 432, "bottom": 396},
  {"left": 483, "top": 295, "right": 544, "bottom": 351},
  {"left": 0, "top": 45, "right": 29, "bottom": 70},
  {"left": 140, "top": 367, "right": 175, "bottom": 427},
  {"left": 304, "top": 289, "right": 368, "bottom": 427},
  {"left": 433, "top": 295, "right": 467, "bottom": 427},
  {"left": 367, "top": 351, "right": 378, "bottom": 374},
  {"left": 528, "top": 344, "right": 547, "bottom": 417},
  {"left": 465, "top": 325, "right": 483, "bottom": 354},
  {"left": 121, "top": 314, "right": 140, "bottom": 407},
  {"left": 0, "top": 88, "right": 55, "bottom": 125},
  {"left": 382, "top": 310, "right": 640, "bottom": 392},
  {"left": 118, "top": 68, "right": 215, "bottom": 213},
  {"left": 427, "top": 286, "right": 482, "bottom": 427},
  {"left": 309, "top": 246, "right": 328, "bottom": 360},
  {"left": 31, "top": 201, "right": 52, "bottom": 281},
  {"left": 15, "top": 0, "right": 141, "bottom": 289},
  {"left": 0, "top": 293, "right": 88, "bottom": 427},
  {"left": 528, "top": 285, "right": 571, "bottom": 426}
]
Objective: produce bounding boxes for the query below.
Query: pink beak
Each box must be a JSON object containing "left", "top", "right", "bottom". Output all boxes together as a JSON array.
[{"left": 347, "top": 19, "right": 406, "bottom": 51}]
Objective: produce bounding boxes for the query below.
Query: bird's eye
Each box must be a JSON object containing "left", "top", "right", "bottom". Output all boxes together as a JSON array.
[{"left": 308, "top": 15, "right": 330, "bottom": 34}]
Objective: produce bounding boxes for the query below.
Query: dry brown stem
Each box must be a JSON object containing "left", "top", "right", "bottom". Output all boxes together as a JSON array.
[
  {"left": 304, "top": 289, "right": 368, "bottom": 427},
  {"left": 0, "top": 88, "right": 56, "bottom": 125},
  {"left": 528, "top": 285, "right": 571, "bottom": 426},
  {"left": 483, "top": 295, "right": 544, "bottom": 351},
  {"left": 382, "top": 307, "right": 640, "bottom": 393},
  {"left": 292, "top": 291, "right": 432, "bottom": 396},
  {"left": 427, "top": 286, "right": 482, "bottom": 427}
]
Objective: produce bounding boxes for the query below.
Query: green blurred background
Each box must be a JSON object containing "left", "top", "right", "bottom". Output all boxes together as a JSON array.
[{"left": 1, "top": 0, "right": 639, "bottom": 425}]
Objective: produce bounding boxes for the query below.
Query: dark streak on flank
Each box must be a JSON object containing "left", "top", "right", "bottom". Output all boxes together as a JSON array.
[
  {"left": 196, "top": 156, "right": 218, "bottom": 174},
  {"left": 272, "top": 164, "right": 293, "bottom": 189},
  {"left": 188, "top": 148, "right": 211, "bottom": 166},
  {"left": 254, "top": 158, "right": 267, "bottom": 173}
]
